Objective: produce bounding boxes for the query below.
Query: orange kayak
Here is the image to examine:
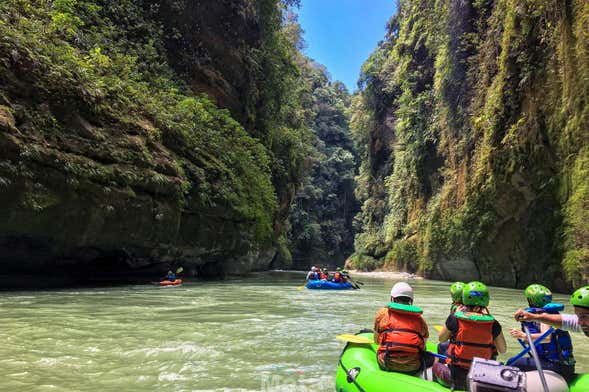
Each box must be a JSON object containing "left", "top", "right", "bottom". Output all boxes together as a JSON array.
[{"left": 159, "top": 279, "right": 182, "bottom": 286}]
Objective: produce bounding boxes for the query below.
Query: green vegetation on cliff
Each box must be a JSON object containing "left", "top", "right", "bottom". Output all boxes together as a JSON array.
[
  {"left": 349, "top": 0, "right": 589, "bottom": 289},
  {"left": 284, "top": 62, "right": 358, "bottom": 268},
  {"left": 0, "top": 0, "right": 311, "bottom": 276}
]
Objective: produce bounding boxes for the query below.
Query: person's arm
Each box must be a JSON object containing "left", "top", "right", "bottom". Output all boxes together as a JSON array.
[
  {"left": 439, "top": 315, "right": 454, "bottom": 342},
  {"left": 514, "top": 308, "right": 563, "bottom": 328},
  {"left": 374, "top": 309, "right": 384, "bottom": 343},
  {"left": 508, "top": 325, "right": 550, "bottom": 343},
  {"left": 561, "top": 314, "right": 582, "bottom": 332},
  {"left": 494, "top": 331, "right": 507, "bottom": 354},
  {"left": 421, "top": 318, "right": 429, "bottom": 343},
  {"left": 438, "top": 325, "right": 451, "bottom": 342}
]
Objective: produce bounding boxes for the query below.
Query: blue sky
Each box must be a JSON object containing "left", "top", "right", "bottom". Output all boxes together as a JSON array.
[{"left": 297, "top": 0, "right": 396, "bottom": 92}]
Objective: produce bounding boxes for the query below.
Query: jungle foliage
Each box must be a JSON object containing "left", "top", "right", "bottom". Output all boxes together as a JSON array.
[
  {"left": 349, "top": 0, "right": 589, "bottom": 288},
  {"left": 0, "top": 0, "right": 312, "bottom": 260},
  {"left": 284, "top": 61, "right": 358, "bottom": 268}
]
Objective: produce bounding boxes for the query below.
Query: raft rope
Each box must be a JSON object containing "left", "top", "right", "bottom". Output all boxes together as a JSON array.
[{"left": 338, "top": 351, "right": 366, "bottom": 392}]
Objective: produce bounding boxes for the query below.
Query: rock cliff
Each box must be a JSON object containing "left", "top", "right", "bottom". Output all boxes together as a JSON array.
[
  {"left": 349, "top": 0, "right": 589, "bottom": 290},
  {"left": 0, "top": 0, "right": 308, "bottom": 283}
]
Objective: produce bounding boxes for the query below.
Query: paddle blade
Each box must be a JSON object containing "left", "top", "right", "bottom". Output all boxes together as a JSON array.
[
  {"left": 336, "top": 334, "right": 374, "bottom": 344},
  {"left": 297, "top": 285, "right": 306, "bottom": 290},
  {"left": 176, "top": 267, "right": 184, "bottom": 274},
  {"left": 434, "top": 325, "right": 444, "bottom": 332}
]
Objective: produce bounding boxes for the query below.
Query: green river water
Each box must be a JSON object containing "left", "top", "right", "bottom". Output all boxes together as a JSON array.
[{"left": 1, "top": 271, "right": 587, "bottom": 391}]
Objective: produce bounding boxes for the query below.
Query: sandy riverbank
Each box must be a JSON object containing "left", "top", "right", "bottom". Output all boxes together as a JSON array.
[{"left": 347, "top": 270, "right": 423, "bottom": 280}]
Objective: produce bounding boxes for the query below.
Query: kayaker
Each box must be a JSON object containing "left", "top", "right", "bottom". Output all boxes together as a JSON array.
[
  {"left": 438, "top": 282, "right": 466, "bottom": 357},
  {"left": 306, "top": 266, "right": 319, "bottom": 281},
  {"left": 332, "top": 268, "right": 343, "bottom": 283},
  {"left": 433, "top": 281, "right": 507, "bottom": 390},
  {"left": 163, "top": 270, "right": 176, "bottom": 281},
  {"left": 509, "top": 284, "right": 575, "bottom": 379},
  {"left": 373, "top": 282, "right": 429, "bottom": 375},
  {"left": 514, "top": 285, "right": 589, "bottom": 337}
]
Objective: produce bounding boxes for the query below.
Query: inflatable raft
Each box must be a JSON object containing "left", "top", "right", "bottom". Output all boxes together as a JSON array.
[
  {"left": 306, "top": 280, "right": 353, "bottom": 290},
  {"left": 335, "top": 332, "right": 589, "bottom": 392},
  {"left": 159, "top": 279, "right": 182, "bottom": 286}
]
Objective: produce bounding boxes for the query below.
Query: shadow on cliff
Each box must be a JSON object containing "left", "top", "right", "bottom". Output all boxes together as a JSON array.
[{"left": 0, "top": 236, "right": 237, "bottom": 290}]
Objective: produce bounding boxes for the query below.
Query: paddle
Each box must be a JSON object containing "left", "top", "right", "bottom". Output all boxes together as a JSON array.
[
  {"left": 434, "top": 325, "right": 444, "bottom": 332},
  {"left": 346, "top": 277, "right": 362, "bottom": 289},
  {"left": 427, "top": 352, "right": 447, "bottom": 360},
  {"left": 336, "top": 334, "right": 373, "bottom": 344},
  {"left": 335, "top": 334, "right": 447, "bottom": 360},
  {"left": 297, "top": 284, "right": 306, "bottom": 290},
  {"left": 523, "top": 324, "right": 549, "bottom": 392},
  {"left": 506, "top": 327, "right": 554, "bottom": 366}
]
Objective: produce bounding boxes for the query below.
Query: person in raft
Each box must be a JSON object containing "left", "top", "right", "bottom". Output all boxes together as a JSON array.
[
  {"left": 332, "top": 267, "right": 344, "bottom": 283},
  {"left": 319, "top": 268, "right": 329, "bottom": 280},
  {"left": 449, "top": 281, "right": 466, "bottom": 314},
  {"left": 341, "top": 269, "right": 350, "bottom": 283},
  {"left": 306, "top": 266, "right": 319, "bottom": 281},
  {"left": 515, "top": 285, "right": 589, "bottom": 337},
  {"left": 373, "top": 282, "right": 430, "bottom": 375},
  {"left": 433, "top": 281, "right": 507, "bottom": 390},
  {"left": 437, "top": 282, "right": 466, "bottom": 358},
  {"left": 509, "top": 284, "right": 575, "bottom": 379}
]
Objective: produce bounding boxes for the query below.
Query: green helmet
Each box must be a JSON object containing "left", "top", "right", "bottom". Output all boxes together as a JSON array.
[
  {"left": 463, "top": 281, "right": 490, "bottom": 307},
  {"left": 450, "top": 282, "right": 465, "bottom": 303},
  {"left": 525, "top": 284, "right": 552, "bottom": 308},
  {"left": 336, "top": 267, "right": 342, "bottom": 271},
  {"left": 570, "top": 286, "right": 589, "bottom": 308}
]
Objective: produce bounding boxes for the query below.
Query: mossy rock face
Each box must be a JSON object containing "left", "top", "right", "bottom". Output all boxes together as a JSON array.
[
  {"left": 351, "top": 0, "right": 589, "bottom": 290},
  {"left": 0, "top": 105, "right": 16, "bottom": 131},
  {"left": 0, "top": 122, "right": 274, "bottom": 278},
  {"left": 0, "top": 0, "right": 301, "bottom": 282}
]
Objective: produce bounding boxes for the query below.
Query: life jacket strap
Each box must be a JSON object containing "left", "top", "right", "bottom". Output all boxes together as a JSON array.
[
  {"left": 381, "top": 328, "right": 425, "bottom": 340},
  {"left": 453, "top": 340, "right": 494, "bottom": 349},
  {"left": 449, "top": 354, "right": 473, "bottom": 364},
  {"left": 384, "top": 342, "right": 424, "bottom": 350}
]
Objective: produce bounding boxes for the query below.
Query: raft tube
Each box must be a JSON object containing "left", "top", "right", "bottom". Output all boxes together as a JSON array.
[
  {"left": 306, "top": 280, "right": 353, "bottom": 290},
  {"left": 335, "top": 332, "right": 589, "bottom": 392},
  {"left": 159, "top": 279, "right": 182, "bottom": 286}
]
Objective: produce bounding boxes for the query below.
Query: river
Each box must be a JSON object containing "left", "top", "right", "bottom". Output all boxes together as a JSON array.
[{"left": 1, "top": 271, "right": 587, "bottom": 391}]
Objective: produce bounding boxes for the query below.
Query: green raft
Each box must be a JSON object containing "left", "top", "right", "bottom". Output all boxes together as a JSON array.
[{"left": 335, "top": 332, "right": 589, "bottom": 392}]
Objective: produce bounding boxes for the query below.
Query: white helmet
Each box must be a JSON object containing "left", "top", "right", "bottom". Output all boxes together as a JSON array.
[
  {"left": 311, "top": 266, "right": 317, "bottom": 271},
  {"left": 390, "top": 282, "right": 413, "bottom": 300}
]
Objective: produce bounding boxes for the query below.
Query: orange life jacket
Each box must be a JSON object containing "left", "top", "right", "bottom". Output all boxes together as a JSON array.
[
  {"left": 377, "top": 303, "right": 425, "bottom": 362},
  {"left": 333, "top": 272, "right": 342, "bottom": 282},
  {"left": 447, "top": 311, "right": 495, "bottom": 369},
  {"left": 320, "top": 272, "right": 328, "bottom": 280}
]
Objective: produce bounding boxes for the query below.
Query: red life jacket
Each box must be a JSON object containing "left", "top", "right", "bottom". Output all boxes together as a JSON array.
[
  {"left": 447, "top": 311, "right": 495, "bottom": 369},
  {"left": 333, "top": 272, "right": 342, "bottom": 282},
  {"left": 377, "top": 303, "right": 425, "bottom": 362}
]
